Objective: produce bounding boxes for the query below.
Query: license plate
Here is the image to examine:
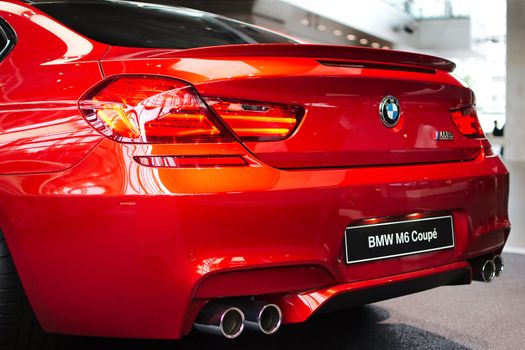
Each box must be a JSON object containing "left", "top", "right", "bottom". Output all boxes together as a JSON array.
[{"left": 344, "top": 215, "right": 455, "bottom": 264}]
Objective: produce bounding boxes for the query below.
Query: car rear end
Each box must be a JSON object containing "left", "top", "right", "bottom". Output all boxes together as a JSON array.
[{"left": 0, "top": 0, "right": 509, "bottom": 342}]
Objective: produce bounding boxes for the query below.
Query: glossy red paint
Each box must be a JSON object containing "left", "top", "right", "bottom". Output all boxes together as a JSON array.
[
  {"left": 101, "top": 46, "right": 482, "bottom": 169},
  {"left": 0, "top": 0, "right": 510, "bottom": 341},
  {"left": 273, "top": 261, "right": 471, "bottom": 324},
  {"left": 0, "top": 1, "right": 106, "bottom": 174}
]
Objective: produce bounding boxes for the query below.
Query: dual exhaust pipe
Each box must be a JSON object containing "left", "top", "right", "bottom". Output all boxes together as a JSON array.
[
  {"left": 195, "top": 300, "right": 282, "bottom": 339},
  {"left": 472, "top": 254, "right": 504, "bottom": 283}
]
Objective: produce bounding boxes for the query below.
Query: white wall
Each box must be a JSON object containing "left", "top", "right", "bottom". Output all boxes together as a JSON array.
[
  {"left": 276, "top": 0, "right": 415, "bottom": 44},
  {"left": 414, "top": 18, "right": 472, "bottom": 56},
  {"left": 505, "top": 0, "right": 525, "bottom": 161}
]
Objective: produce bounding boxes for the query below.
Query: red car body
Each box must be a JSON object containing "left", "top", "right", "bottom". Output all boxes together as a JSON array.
[{"left": 0, "top": 0, "right": 510, "bottom": 341}]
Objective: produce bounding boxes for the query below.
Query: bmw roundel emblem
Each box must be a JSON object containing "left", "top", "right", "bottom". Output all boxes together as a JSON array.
[{"left": 379, "top": 95, "right": 401, "bottom": 127}]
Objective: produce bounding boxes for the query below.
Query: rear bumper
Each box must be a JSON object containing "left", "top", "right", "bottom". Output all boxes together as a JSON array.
[
  {"left": 0, "top": 139, "right": 510, "bottom": 339},
  {"left": 276, "top": 261, "right": 471, "bottom": 324}
]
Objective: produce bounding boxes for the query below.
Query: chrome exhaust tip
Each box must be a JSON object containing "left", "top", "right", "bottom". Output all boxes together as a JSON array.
[
  {"left": 481, "top": 260, "right": 496, "bottom": 282},
  {"left": 194, "top": 304, "right": 245, "bottom": 339},
  {"left": 493, "top": 255, "right": 504, "bottom": 277},
  {"left": 258, "top": 304, "right": 282, "bottom": 335},
  {"left": 472, "top": 259, "right": 496, "bottom": 282},
  {"left": 242, "top": 300, "right": 282, "bottom": 335}
]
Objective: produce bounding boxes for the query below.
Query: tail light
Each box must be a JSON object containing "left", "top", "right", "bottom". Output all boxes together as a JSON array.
[
  {"left": 450, "top": 105, "right": 484, "bottom": 138},
  {"left": 79, "top": 75, "right": 233, "bottom": 143},
  {"left": 80, "top": 75, "right": 303, "bottom": 144},
  {"left": 134, "top": 155, "right": 248, "bottom": 167},
  {"left": 204, "top": 98, "right": 304, "bottom": 141}
]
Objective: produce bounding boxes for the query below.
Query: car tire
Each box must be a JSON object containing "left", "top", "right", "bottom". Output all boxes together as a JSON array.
[{"left": 0, "top": 230, "right": 63, "bottom": 350}]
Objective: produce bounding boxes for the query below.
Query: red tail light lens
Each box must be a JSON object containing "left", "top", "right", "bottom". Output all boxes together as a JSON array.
[
  {"left": 134, "top": 155, "right": 248, "bottom": 168},
  {"left": 450, "top": 105, "right": 484, "bottom": 138},
  {"left": 79, "top": 76, "right": 232, "bottom": 143},
  {"left": 204, "top": 98, "right": 304, "bottom": 141}
]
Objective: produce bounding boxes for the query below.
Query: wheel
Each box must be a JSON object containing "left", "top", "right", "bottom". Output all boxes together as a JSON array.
[{"left": 0, "top": 230, "right": 61, "bottom": 350}]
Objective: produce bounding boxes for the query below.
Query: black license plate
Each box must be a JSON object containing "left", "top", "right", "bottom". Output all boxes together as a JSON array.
[{"left": 344, "top": 215, "right": 455, "bottom": 264}]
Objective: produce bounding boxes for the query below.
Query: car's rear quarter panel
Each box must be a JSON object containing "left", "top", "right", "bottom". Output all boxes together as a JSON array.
[{"left": 0, "top": 2, "right": 106, "bottom": 174}]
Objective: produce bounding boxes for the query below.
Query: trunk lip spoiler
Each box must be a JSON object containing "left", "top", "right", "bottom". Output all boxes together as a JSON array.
[{"left": 145, "top": 44, "right": 456, "bottom": 73}]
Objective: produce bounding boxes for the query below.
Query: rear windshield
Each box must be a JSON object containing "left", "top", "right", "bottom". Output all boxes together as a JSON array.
[{"left": 34, "top": 1, "right": 296, "bottom": 49}]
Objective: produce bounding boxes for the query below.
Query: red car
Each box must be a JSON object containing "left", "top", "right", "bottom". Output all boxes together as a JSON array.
[{"left": 0, "top": 0, "right": 510, "bottom": 347}]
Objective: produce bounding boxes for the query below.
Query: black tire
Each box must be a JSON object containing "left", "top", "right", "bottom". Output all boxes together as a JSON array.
[{"left": 0, "top": 230, "right": 64, "bottom": 350}]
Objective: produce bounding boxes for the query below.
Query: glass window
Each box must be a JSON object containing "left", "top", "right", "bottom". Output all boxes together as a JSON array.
[
  {"left": 0, "top": 32, "right": 5, "bottom": 49},
  {"left": 0, "top": 18, "right": 14, "bottom": 61},
  {"left": 34, "top": 2, "right": 296, "bottom": 49}
]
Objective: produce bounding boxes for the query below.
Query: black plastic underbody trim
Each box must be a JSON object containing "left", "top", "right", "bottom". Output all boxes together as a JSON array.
[{"left": 314, "top": 268, "right": 470, "bottom": 316}]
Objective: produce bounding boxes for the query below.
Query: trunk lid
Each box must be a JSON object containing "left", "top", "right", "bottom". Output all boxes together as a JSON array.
[{"left": 101, "top": 44, "right": 482, "bottom": 169}]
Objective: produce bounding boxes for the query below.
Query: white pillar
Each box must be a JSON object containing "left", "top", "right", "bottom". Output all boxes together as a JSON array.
[
  {"left": 504, "top": 1, "right": 525, "bottom": 252},
  {"left": 505, "top": 0, "right": 525, "bottom": 161}
]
